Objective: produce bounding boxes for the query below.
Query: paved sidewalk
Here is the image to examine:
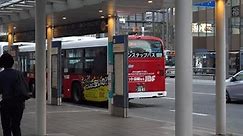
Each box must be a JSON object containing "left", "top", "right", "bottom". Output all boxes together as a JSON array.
[{"left": 0, "top": 99, "right": 236, "bottom": 136}]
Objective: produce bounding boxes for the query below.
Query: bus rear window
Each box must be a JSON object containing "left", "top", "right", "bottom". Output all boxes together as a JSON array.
[{"left": 128, "top": 40, "right": 163, "bottom": 58}]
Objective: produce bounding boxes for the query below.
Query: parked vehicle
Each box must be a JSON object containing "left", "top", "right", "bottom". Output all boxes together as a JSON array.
[
  {"left": 226, "top": 70, "right": 243, "bottom": 103},
  {"left": 164, "top": 50, "right": 175, "bottom": 78}
]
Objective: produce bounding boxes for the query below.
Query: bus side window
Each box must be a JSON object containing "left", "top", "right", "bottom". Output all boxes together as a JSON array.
[{"left": 92, "top": 47, "right": 106, "bottom": 75}]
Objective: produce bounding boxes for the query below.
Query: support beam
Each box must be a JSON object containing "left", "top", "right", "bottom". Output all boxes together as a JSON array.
[
  {"left": 35, "top": 0, "right": 47, "bottom": 135},
  {"left": 175, "top": 0, "right": 193, "bottom": 136},
  {"left": 48, "top": 0, "right": 67, "bottom": 4},
  {"left": 47, "top": 15, "right": 53, "bottom": 104}
]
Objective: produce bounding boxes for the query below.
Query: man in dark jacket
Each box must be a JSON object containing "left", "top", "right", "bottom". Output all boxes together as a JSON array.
[{"left": 0, "top": 53, "right": 25, "bottom": 136}]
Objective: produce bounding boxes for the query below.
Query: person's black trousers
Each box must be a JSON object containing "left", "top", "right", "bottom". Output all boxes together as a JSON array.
[{"left": 0, "top": 101, "right": 24, "bottom": 136}]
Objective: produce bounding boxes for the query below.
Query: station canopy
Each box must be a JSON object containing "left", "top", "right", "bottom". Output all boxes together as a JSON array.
[{"left": 0, "top": 0, "right": 208, "bottom": 35}]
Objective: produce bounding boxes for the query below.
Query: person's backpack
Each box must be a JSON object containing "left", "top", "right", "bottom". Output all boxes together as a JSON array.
[{"left": 14, "top": 71, "right": 31, "bottom": 101}]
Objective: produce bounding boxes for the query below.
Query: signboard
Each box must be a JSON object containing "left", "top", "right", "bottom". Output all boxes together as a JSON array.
[
  {"left": 112, "top": 35, "right": 128, "bottom": 117},
  {"left": 232, "top": 6, "right": 240, "bottom": 17},
  {"left": 54, "top": 19, "right": 108, "bottom": 37},
  {"left": 51, "top": 41, "right": 62, "bottom": 105},
  {"left": 192, "top": 23, "right": 214, "bottom": 33}
]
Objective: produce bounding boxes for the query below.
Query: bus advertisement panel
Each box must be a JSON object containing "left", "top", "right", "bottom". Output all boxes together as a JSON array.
[{"left": 16, "top": 35, "right": 166, "bottom": 103}]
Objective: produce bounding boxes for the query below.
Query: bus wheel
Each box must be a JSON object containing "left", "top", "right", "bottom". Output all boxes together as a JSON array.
[{"left": 71, "top": 82, "right": 84, "bottom": 103}]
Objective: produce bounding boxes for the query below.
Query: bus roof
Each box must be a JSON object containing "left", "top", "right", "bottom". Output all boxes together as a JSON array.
[
  {"left": 19, "top": 37, "right": 108, "bottom": 52},
  {"left": 128, "top": 35, "right": 163, "bottom": 41},
  {"left": 18, "top": 35, "right": 164, "bottom": 52},
  {"left": 13, "top": 42, "right": 35, "bottom": 46},
  {"left": 61, "top": 37, "right": 107, "bottom": 49}
]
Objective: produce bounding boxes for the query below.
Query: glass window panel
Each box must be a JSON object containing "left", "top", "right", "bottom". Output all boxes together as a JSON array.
[
  {"left": 232, "top": 0, "right": 240, "bottom": 6},
  {"left": 129, "top": 15, "right": 135, "bottom": 21},
  {"left": 65, "top": 49, "right": 83, "bottom": 58},
  {"left": 136, "top": 13, "right": 143, "bottom": 21},
  {"left": 232, "top": 17, "right": 240, "bottom": 34},
  {"left": 63, "top": 58, "right": 83, "bottom": 73},
  {"left": 85, "top": 48, "right": 96, "bottom": 57}
]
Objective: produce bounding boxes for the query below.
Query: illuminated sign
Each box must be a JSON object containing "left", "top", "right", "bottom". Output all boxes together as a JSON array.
[
  {"left": 232, "top": 6, "right": 240, "bottom": 17},
  {"left": 192, "top": 23, "right": 214, "bottom": 33},
  {"left": 193, "top": 0, "right": 215, "bottom": 8}
]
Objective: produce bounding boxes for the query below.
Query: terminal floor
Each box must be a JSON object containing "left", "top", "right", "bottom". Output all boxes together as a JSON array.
[{"left": 0, "top": 99, "right": 235, "bottom": 136}]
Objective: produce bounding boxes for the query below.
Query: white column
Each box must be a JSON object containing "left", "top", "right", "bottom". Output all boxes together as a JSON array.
[
  {"left": 175, "top": 0, "right": 193, "bottom": 136},
  {"left": 215, "top": 0, "right": 226, "bottom": 135},
  {"left": 35, "top": 0, "right": 46, "bottom": 135},
  {"left": 47, "top": 16, "right": 53, "bottom": 104}
]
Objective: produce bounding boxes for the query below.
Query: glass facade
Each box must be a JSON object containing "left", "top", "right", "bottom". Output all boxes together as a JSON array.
[
  {"left": 193, "top": 0, "right": 243, "bottom": 75},
  {"left": 118, "top": 0, "right": 243, "bottom": 75}
]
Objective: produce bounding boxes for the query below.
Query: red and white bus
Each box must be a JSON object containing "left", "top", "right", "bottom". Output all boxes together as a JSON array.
[{"left": 16, "top": 35, "right": 166, "bottom": 103}]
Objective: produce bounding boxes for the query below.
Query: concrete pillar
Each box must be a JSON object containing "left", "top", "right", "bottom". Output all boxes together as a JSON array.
[
  {"left": 35, "top": 0, "right": 46, "bottom": 135},
  {"left": 47, "top": 16, "right": 53, "bottom": 104},
  {"left": 175, "top": 0, "right": 193, "bottom": 136},
  {"left": 215, "top": 0, "right": 226, "bottom": 135}
]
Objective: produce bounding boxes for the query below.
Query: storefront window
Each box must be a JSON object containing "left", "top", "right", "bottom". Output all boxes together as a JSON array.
[{"left": 231, "top": 17, "right": 240, "bottom": 34}]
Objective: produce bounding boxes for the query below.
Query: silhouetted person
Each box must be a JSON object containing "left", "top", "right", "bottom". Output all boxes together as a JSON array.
[{"left": 0, "top": 53, "right": 25, "bottom": 136}]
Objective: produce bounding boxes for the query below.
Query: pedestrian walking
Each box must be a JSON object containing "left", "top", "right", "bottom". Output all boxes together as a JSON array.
[{"left": 0, "top": 52, "right": 30, "bottom": 136}]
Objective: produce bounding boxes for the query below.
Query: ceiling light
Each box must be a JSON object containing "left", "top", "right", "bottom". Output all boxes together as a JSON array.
[
  {"left": 15, "top": 4, "right": 34, "bottom": 8},
  {"left": 20, "top": 1, "right": 26, "bottom": 4},
  {"left": 101, "top": 15, "right": 104, "bottom": 18},
  {"left": 5, "top": 7, "right": 23, "bottom": 11},
  {"left": 62, "top": 16, "right": 66, "bottom": 20},
  {"left": 99, "top": 9, "right": 103, "bottom": 13},
  {"left": 148, "top": 0, "right": 153, "bottom": 3}
]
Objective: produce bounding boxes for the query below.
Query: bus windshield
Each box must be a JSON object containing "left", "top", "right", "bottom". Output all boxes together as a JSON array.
[
  {"left": 128, "top": 40, "right": 163, "bottom": 58},
  {"left": 165, "top": 50, "right": 175, "bottom": 66}
]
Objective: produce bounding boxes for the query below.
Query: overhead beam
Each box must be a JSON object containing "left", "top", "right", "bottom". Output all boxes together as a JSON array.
[
  {"left": 48, "top": 0, "right": 67, "bottom": 4},
  {"left": 1, "top": 0, "right": 105, "bottom": 24}
]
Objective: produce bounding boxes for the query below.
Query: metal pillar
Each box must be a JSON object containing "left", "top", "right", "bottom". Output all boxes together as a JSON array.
[
  {"left": 215, "top": 0, "right": 226, "bottom": 135},
  {"left": 166, "top": 8, "right": 169, "bottom": 49},
  {"left": 47, "top": 16, "right": 53, "bottom": 104},
  {"left": 175, "top": 0, "right": 193, "bottom": 136},
  {"left": 35, "top": 0, "right": 46, "bottom": 135}
]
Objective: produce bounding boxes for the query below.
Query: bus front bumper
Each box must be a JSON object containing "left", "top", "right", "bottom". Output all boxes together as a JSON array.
[{"left": 129, "top": 91, "right": 167, "bottom": 99}]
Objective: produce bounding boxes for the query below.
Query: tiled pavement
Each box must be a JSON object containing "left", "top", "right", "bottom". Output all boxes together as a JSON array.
[{"left": 0, "top": 99, "right": 237, "bottom": 136}]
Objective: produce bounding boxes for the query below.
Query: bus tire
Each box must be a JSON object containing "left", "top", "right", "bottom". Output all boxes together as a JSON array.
[{"left": 71, "top": 82, "right": 84, "bottom": 103}]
